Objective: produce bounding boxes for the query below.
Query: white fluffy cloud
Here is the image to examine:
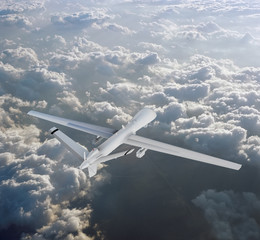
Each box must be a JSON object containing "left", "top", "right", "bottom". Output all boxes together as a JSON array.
[
  {"left": 51, "top": 9, "right": 113, "bottom": 29},
  {"left": 1, "top": 47, "right": 41, "bottom": 68},
  {"left": 0, "top": 14, "right": 32, "bottom": 28},
  {"left": 0, "top": 0, "right": 45, "bottom": 13},
  {"left": 103, "top": 23, "right": 135, "bottom": 35},
  {"left": 0, "top": 97, "right": 109, "bottom": 239}
]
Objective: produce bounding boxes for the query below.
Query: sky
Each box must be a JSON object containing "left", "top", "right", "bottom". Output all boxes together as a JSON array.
[{"left": 1, "top": 0, "right": 260, "bottom": 239}]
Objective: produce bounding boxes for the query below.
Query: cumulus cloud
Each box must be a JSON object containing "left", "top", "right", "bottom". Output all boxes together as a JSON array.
[
  {"left": 0, "top": 14, "right": 32, "bottom": 28},
  {"left": 51, "top": 9, "right": 112, "bottom": 29},
  {"left": 164, "top": 83, "right": 210, "bottom": 101},
  {"left": 1, "top": 47, "right": 40, "bottom": 68},
  {"left": 193, "top": 190, "right": 260, "bottom": 240},
  {"left": 0, "top": 50, "right": 70, "bottom": 101},
  {"left": 0, "top": 0, "right": 45, "bottom": 13},
  {"left": 103, "top": 22, "right": 135, "bottom": 35},
  {"left": 0, "top": 0, "right": 45, "bottom": 31},
  {"left": 0, "top": 88, "right": 110, "bottom": 239},
  {"left": 57, "top": 90, "right": 83, "bottom": 112},
  {"left": 136, "top": 52, "right": 161, "bottom": 65},
  {"left": 22, "top": 207, "right": 93, "bottom": 240},
  {"left": 85, "top": 100, "right": 131, "bottom": 127},
  {"left": 138, "top": 42, "right": 166, "bottom": 52},
  {"left": 0, "top": 107, "right": 109, "bottom": 239},
  {"left": 197, "top": 22, "right": 222, "bottom": 34}
]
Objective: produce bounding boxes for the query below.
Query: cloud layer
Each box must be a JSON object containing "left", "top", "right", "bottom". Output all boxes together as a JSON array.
[{"left": 0, "top": 0, "right": 260, "bottom": 239}]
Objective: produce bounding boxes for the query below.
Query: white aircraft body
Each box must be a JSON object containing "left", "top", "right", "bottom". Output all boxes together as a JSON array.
[{"left": 28, "top": 108, "right": 241, "bottom": 177}]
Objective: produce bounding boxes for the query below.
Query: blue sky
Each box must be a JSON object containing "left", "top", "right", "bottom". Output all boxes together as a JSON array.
[{"left": 1, "top": 0, "right": 260, "bottom": 239}]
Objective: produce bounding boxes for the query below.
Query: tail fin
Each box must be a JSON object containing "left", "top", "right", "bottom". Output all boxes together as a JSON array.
[
  {"left": 49, "top": 127, "right": 98, "bottom": 178},
  {"left": 49, "top": 127, "right": 89, "bottom": 160},
  {"left": 88, "top": 163, "right": 98, "bottom": 177}
]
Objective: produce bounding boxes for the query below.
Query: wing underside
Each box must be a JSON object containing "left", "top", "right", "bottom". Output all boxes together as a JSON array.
[
  {"left": 28, "top": 110, "right": 116, "bottom": 138},
  {"left": 125, "top": 135, "right": 241, "bottom": 170}
]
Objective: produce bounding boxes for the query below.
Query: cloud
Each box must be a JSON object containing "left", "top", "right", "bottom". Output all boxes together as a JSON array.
[
  {"left": 0, "top": 97, "right": 109, "bottom": 239},
  {"left": 0, "top": 51, "right": 70, "bottom": 101},
  {"left": 0, "top": 132, "right": 107, "bottom": 238},
  {"left": 156, "top": 102, "right": 187, "bottom": 124},
  {"left": 164, "top": 83, "right": 210, "bottom": 101},
  {"left": 85, "top": 101, "right": 131, "bottom": 127},
  {"left": 0, "top": 0, "right": 45, "bottom": 13},
  {"left": 56, "top": 90, "right": 83, "bottom": 112},
  {"left": 103, "top": 23, "right": 135, "bottom": 35},
  {"left": 197, "top": 22, "right": 222, "bottom": 34},
  {"left": 193, "top": 190, "right": 260, "bottom": 240},
  {"left": 136, "top": 52, "right": 161, "bottom": 65},
  {"left": 51, "top": 9, "right": 112, "bottom": 29},
  {"left": 1, "top": 0, "right": 260, "bottom": 239},
  {"left": 138, "top": 42, "right": 166, "bottom": 52},
  {"left": 0, "top": 14, "right": 32, "bottom": 28},
  {"left": 22, "top": 207, "right": 93, "bottom": 240},
  {"left": 0, "top": 0, "right": 45, "bottom": 30},
  {"left": 175, "top": 31, "right": 207, "bottom": 41},
  {"left": 1, "top": 47, "right": 40, "bottom": 68}
]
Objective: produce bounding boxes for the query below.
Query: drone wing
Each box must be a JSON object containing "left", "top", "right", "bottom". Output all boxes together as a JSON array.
[
  {"left": 28, "top": 110, "right": 116, "bottom": 138},
  {"left": 125, "top": 134, "right": 241, "bottom": 170}
]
